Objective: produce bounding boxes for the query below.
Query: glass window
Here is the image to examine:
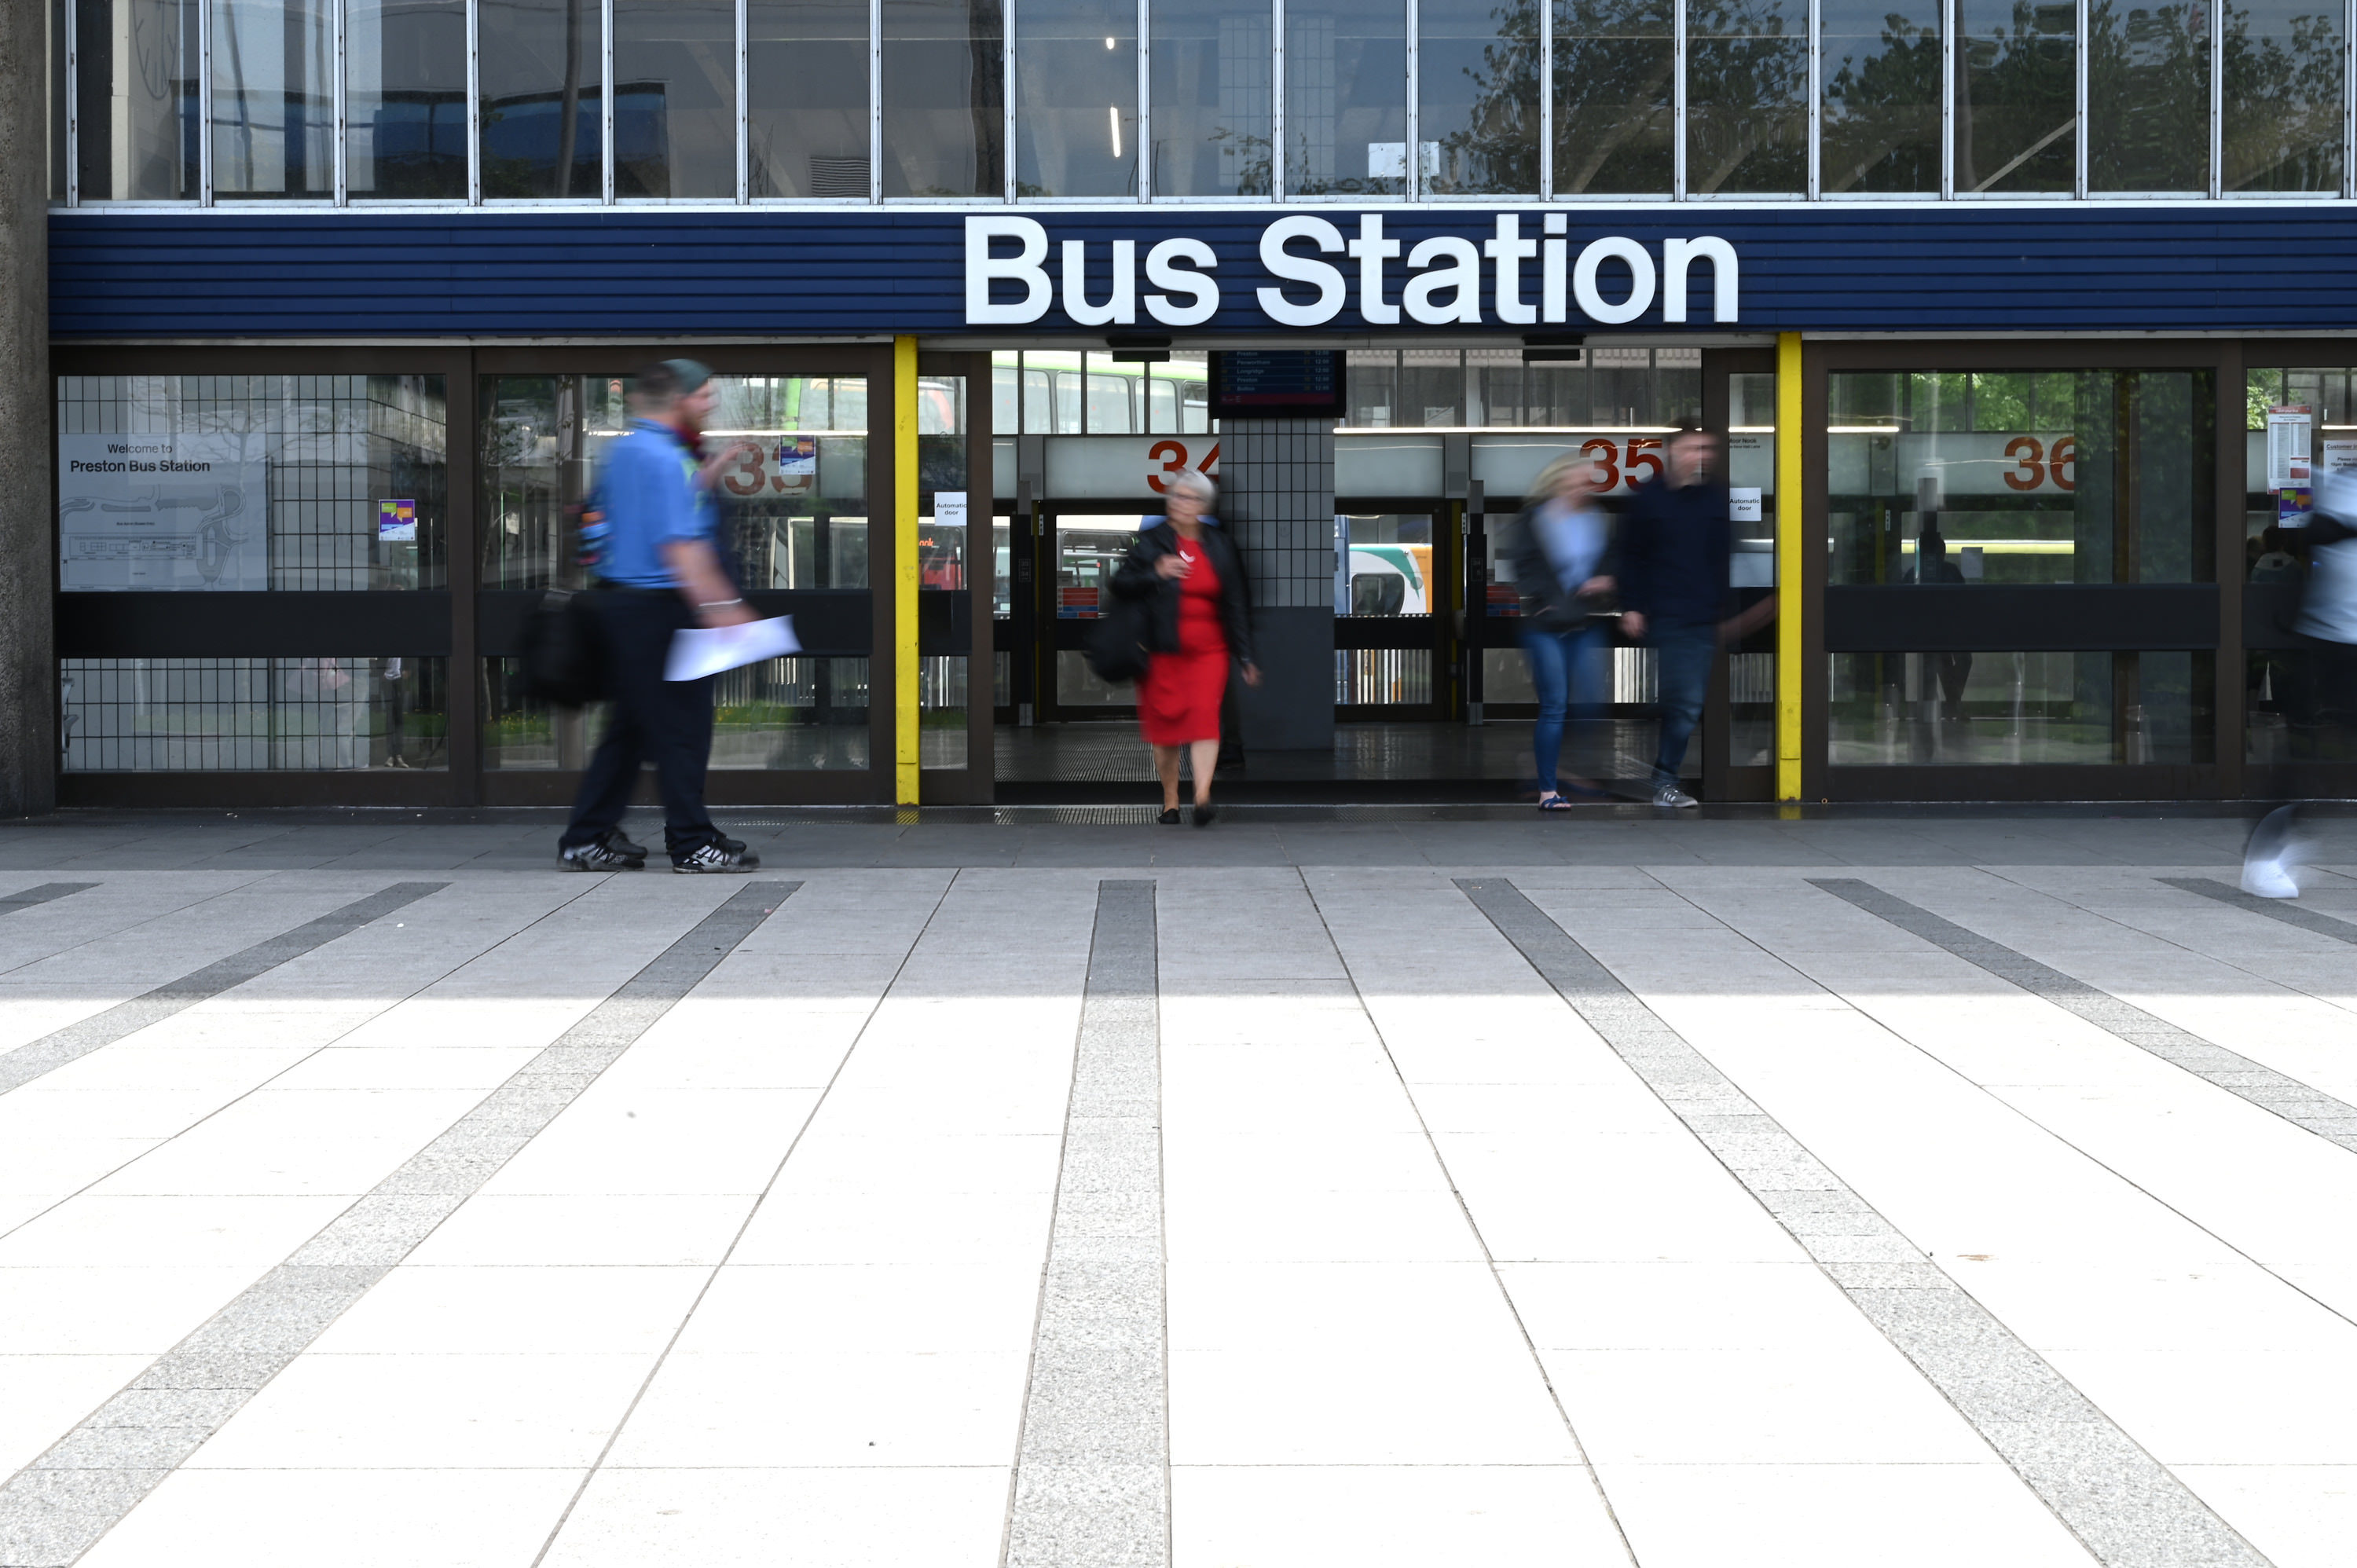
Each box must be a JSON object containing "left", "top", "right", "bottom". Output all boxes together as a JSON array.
[
  {"left": 1956, "top": 0, "right": 2077, "bottom": 193},
  {"left": 1828, "top": 368, "right": 2213, "bottom": 587},
  {"left": 348, "top": 0, "right": 468, "bottom": 200},
  {"left": 750, "top": 0, "right": 871, "bottom": 197},
  {"left": 992, "top": 350, "right": 1021, "bottom": 434},
  {"left": 612, "top": 0, "right": 738, "bottom": 198},
  {"left": 1151, "top": 351, "right": 1212, "bottom": 433},
  {"left": 1686, "top": 0, "right": 1807, "bottom": 194},
  {"left": 51, "top": 0, "right": 68, "bottom": 200},
  {"left": 480, "top": 372, "right": 629, "bottom": 589},
  {"left": 1285, "top": 0, "right": 1406, "bottom": 195},
  {"left": 2223, "top": 0, "right": 2345, "bottom": 192},
  {"left": 1418, "top": 0, "right": 1539, "bottom": 194},
  {"left": 64, "top": 658, "right": 451, "bottom": 771},
  {"left": 1025, "top": 350, "right": 1087, "bottom": 433},
  {"left": 2089, "top": 0, "right": 2209, "bottom": 191},
  {"left": 1084, "top": 353, "right": 1143, "bottom": 434},
  {"left": 1551, "top": 0, "right": 1673, "bottom": 195},
  {"left": 479, "top": 0, "right": 603, "bottom": 197},
  {"left": 1348, "top": 350, "right": 1402, "bottom": 427},
  {"left": 706, "top": 375, "right": 872, "bottom": 591},
  {"left": 1151, "top": 0, "right": 1272, "bottom": 196},
  {"left": 57, "top": 374, "right": 449, "bottom": 592},
  {"left": 75, "top": 0, "right": 201, "bottom": 200},
  {"left": 211, "top": 0, "right": 334, "bottom": 198},
  {"left": 1014, "top": 0, "right": 1138, "bottom": 196},
  {"left": 1830, "top": 650, "right": 2214, "bottom": 764},
  {"left": 1819, "top": 0, "right": 1941, "bottom": 193},
  {"left": 1402, "top": 349, "right": 1465, "bottom": 427},
  {"left": 882, "top": 0, "right": 1003, "bottom": 197}
]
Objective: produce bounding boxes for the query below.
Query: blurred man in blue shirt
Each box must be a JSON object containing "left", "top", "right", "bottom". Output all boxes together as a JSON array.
[{"left": 556, "top": 359, "right": 761, "bottom": 873}]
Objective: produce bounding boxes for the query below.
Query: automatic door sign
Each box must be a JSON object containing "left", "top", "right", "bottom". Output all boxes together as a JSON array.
[{"left": 57, "top": 434, "right": 269, "bottom": 590}]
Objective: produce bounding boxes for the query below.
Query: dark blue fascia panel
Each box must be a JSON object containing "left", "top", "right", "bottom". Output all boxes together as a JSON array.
[{"left": 47, "top": 205, "right": 2357, "bottom": 339}]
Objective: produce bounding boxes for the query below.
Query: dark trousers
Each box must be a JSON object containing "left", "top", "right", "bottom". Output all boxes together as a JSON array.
[
  {"left": 559, "top": 590, "right": 720, "bottom": 857},
  {"left": 1650, "top": 621, "right": 1715, "bottom": 786}
]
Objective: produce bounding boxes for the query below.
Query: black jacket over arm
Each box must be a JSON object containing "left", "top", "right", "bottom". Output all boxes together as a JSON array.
[
  {"left": 1109, "top": 522, "right": 1256, "bottom": 666},
  {"left": 1618, "top": 478, "right": 1733, "bottom": 629},
  {"left": 1501, "top": 504, "right": 1622, "bottom": 632}
]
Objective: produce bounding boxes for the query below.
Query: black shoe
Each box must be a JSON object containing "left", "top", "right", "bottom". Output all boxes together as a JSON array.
[
  {"left": 605, "top": 829, "right": 650, "bottom": 863},
  {"left": 673, "top": 841, "right": 760, "bottom": 874},
  {"left": 559, "top": 833, "right": 646, "bottom": 872},
  {"left": 1193, "top": 804, "right": 1217, "bottom": 827},
  {"left": 1158, "top": 808, "right": 1182, "bottom": 826}
]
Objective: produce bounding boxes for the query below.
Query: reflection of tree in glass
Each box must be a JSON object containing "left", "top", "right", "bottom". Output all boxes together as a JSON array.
[
  {"left": 1431, "top": 0, "right": 1540, "bottom": 192},
  {"left": 1820, "top": 11, "right": 1941, "bottom": 192},
  {"left": 1551, "top": 0, "right": 1675, "bottom": 194},
  {"left": 1956, "top": 2, "right": 2077, "bottom": 193},
  {"left": 1684, "top": 0, "right": 1808, "bottom": 194},
  {"left": 2223, "top": 3, "right": 2344, "bottom": 191},
  {"left": 2089, "top": 0, "right": 2208, "bottom": 190},
  {"left": 1206, "top": 128, "right": 1273, "bottom": 195}
]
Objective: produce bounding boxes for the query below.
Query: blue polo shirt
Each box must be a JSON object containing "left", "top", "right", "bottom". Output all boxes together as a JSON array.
[{"left": 594, "top": 419, "right": 715, "bottom": 588}]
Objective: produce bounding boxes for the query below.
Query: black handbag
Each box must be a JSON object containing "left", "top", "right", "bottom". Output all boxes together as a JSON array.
[
  {"left": 1085, "top": 592, "right": 1155, "bottom": 684},
  {"left": 521, "top": 588, "right": 602, "bottom": 707}
]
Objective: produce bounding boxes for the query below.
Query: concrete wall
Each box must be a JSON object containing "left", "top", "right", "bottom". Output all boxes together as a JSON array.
[{"left": 0, "top": 0, "right": 55, "bottom": 814}]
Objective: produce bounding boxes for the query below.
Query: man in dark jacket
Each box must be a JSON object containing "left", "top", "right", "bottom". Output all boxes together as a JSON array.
[{"left": 1618, "top": 424, "right": 1732, "bottom": 808}]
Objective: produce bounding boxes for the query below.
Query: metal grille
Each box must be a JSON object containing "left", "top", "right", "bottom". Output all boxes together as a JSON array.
[{"left": 62, "top": 657, "right": 449, "bottom": 771}]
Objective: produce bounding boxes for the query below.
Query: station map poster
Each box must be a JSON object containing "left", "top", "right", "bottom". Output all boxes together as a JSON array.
[{"left": 57, "top": 434, "right": 269, "bottom": 590}]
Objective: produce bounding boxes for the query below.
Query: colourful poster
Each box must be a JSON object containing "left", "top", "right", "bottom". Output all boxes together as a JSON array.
[{"left": 378, "top": 499, "right": 417, "bottom": 542}]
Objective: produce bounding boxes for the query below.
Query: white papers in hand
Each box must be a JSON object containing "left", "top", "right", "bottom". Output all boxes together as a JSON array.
[{"left": 665, "top": 617, "right": 799, "bottom": 681}]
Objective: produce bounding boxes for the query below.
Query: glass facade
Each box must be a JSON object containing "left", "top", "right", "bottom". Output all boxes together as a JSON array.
[
  {"left": 51, "top": 0, "right": 2357, "bottom": 203},
  {"left": 1150, "top": 0, "right": 1273, "bottom": 196},
  {"left": 1826, "top": 366, "right": 2220, "bottom": 771},
  {"left": 57, "top": 374, "right": 449, "bottom": 591},
  {"left": 210, "top": 0, "right": 335, "bottom": 198},
  {"left": 348, "top": 0, "right": 467, "bottom": 199},
  {"left": 990, "top": 351, "right": 1211, "bottom": 434}
]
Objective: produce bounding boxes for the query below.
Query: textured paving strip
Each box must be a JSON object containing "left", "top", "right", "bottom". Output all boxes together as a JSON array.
[
  {"left": 0, "top": 882, "right": 449, "bottom": 1097},
  {"left": 0, "top": 885, "right": 97, "bottom": 917},
  {"left": 1003, "top": 880, "right": 1167, "bottom": 1568},
  {"left": 1458, "top": 877, "right": 2271, "bottom": 1568},
  {"left": 2157, "top": 876, "right": 2357, "bottom": 947},
  {"left": 0, "top": 881, "right": 797, "bottom": 1568},
  {"left": 1813, "top": 877, "right": 2357, "bottom": 1155}
]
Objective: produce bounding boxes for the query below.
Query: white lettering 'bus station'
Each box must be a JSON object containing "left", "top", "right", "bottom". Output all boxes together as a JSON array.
[{"left": 964, "top": 215, "right": 1738, "bottom": 328}]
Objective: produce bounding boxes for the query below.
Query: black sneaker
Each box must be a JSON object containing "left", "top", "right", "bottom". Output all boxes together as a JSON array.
[
  {"left": 605, "top": 830, "right": 650, "bottom": 863},
  {"left": 673, "top": 841, "right": 761, "bottom": 874},
  {"left": 559, "top": 833, "right": 646, "bottom": 872}
]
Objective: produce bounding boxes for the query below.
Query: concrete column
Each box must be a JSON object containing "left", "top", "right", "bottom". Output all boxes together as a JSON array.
[
  {"left": 0, "top": 0, "right": 56, "bottom": 815},
  {"left": 1219, "top": 419, "right": 1336, "bottom": 751}
]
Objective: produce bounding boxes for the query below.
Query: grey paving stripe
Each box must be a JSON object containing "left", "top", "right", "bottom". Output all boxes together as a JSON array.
[
  {"left": 1003, "top": 880, "right": 1167, "bottom": 1568},
  {"left": 0, "top": 881, "right": 450, "bottom": 1097},
  {"left": 1457, "top": 877, "right": 2271, "bottom": 1568},
  {"left": 0, "top": 885, "right": 98, "bottom": 916},
  {"left": 1812, "top": 877, "right": 2357, "bottom": 1155},
  {"left": 0, "top": 881, "right": 797, "bottom": 1568},
  {"left": 2158, "top": 876, "right": 2357, "bottom": 947}
]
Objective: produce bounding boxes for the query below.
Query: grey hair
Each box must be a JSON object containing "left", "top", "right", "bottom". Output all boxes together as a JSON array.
[{"left": 1165, "top": 468, "right": 1218, "bottom": 507}]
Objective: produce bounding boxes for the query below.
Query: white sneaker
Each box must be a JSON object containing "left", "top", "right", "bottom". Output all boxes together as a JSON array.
[{"left": 2241, "top": 856, "right": 2300, "bottom": 899}]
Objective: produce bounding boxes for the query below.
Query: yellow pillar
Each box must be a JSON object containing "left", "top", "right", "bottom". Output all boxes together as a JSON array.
[
  {"left": 894, "top": 336, "right": 920, "bottom": 806},
  {"left": 1776, "top": 332, "right": 1805, "bottom": 803}
]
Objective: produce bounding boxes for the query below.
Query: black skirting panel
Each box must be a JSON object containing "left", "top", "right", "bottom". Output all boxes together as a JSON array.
[
  {"left": 475, "top": 588, "right": 899, "bottom": 659},
  {"left": 1824, "top": 584, "right": 2220, "bottom": 653},
  {"left": 57, "top": 592, "right": 453, "bottom": 657}
]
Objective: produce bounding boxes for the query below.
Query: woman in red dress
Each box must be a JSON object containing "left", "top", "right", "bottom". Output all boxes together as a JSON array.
[{"left": 1111, "top": 471, "right": 1260, "bottom": 825}]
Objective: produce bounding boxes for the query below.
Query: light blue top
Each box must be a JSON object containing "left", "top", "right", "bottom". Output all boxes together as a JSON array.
[
  {"left": 595, "top": 419, "right": 716, "bottom": 588},
  {"left": 1532, "top": 500, "right": 1605, "bottom": 595}
]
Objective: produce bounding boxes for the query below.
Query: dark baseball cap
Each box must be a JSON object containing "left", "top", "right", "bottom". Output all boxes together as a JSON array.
[{"left": 661, "top": 358, "right": 714, "bottom": 395}]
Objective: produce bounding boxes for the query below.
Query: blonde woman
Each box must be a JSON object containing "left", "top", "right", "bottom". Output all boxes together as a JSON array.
[{"left": 1501, "top": 453, "right": 1619, "bottom": 806}]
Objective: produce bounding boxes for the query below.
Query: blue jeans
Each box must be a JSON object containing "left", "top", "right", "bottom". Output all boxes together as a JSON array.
[
  {"left": 1650, "top": 621, "right": 1714, "bottom": 788},
  {"left": 1519, "top": 621, "right": 1611, "bottom": 792}
]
